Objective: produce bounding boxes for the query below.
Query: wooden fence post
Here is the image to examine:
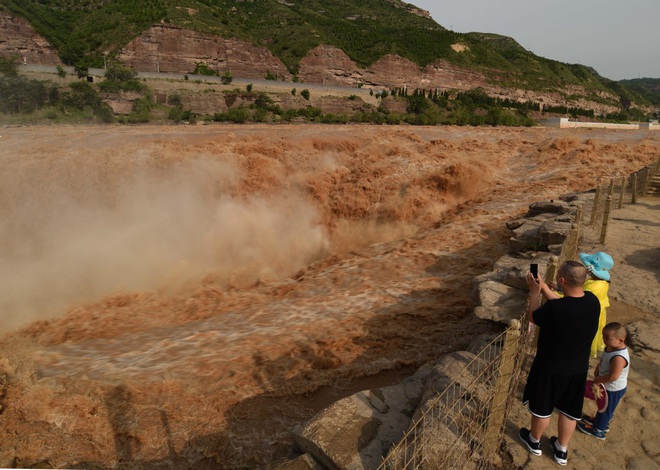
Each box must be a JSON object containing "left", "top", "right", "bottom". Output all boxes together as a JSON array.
[
  {"left": 618, "top": 176, "right": 626, "bottom": 209},
  {"left": 589, "top": 184, "right": 602, "bottom": 225},
  {"left": 608, "top": 178, "right": 615, "bottom": 197},
  {"left": 574, "top": 206, "right": 583, "bottom": 241},
  {"left": 541, "top": 256, "right": 560, "bottom": 324},
  {"left": 483, "top": 319, "right": 521, "bottom": 459},
  {"left": 545, "top": 255, "right": 559, "bottom": 282},
  {"left": 632, "top": 174, "right": 638, "bottom": 204},
  {"left": 643, "top": 156, "right": 660, "bottom": 196},
  {"left": 600, "top": 195, "right": 612, "bottom": 244},
  {"left": 570, "top": 224, "right": 579, "bottom": 260}
]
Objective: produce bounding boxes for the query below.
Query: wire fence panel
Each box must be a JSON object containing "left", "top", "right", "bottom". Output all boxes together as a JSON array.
[{"left": 379, "top": 322, "right": 528, "bottom": 470}]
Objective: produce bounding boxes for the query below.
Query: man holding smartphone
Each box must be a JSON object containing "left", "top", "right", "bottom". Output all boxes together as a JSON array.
[
  {"left": 530, "top": 263, "right": 538, "bottom": 279},
  {"left": 519, "top": 261, "right": 600, "bottom": 466}
]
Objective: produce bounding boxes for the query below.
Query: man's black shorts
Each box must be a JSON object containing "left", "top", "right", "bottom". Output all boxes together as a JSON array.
[{"left": 522, "top": 364, "right": 587, "bottom": 420}]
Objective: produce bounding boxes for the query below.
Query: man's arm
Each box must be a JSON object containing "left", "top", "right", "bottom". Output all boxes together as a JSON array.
[
  {"left": 526, "top": 272, "right": 542, "bottom": 324},
  {"left": 541, "top": 283, "right": 561, "bottom": 300}
]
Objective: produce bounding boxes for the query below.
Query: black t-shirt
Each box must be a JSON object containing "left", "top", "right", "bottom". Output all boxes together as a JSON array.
[{"left": 531, "top": 291, "right": 600, "bottom": 375}]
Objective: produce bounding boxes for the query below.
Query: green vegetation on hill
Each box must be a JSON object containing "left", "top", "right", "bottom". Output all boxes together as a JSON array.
[
  {"left": 619, "top": 78, "right": 660, "bottom": 107},
  {"left": 0, "top": 0, "right": 646, "bottom": 101},
  {"left": 0, "top": 53, "right": 537, "bottom": 127},
  {"left": 0, "top": 53, "right": 652, "bottom": 127},
  {"left": 2, "top": 0, "right": 166, "bottom": 68},
  {"left": 1, "top": 0, "right": 657, "bottom": 122},
  {"left": 3, "top": 0, "right": 454, "bottom": 71},
  {"left": 1, "top": 56, "right": 120, "bottom": 123}
]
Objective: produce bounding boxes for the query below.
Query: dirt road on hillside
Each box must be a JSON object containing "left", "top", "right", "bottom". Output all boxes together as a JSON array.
[{"left": 0, "top": 124, "right": 658, "bottom": 468}]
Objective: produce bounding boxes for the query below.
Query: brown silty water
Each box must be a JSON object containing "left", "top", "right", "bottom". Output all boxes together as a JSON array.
[{"left": 0, "top": 124, "right": 657, "bottom": 468}]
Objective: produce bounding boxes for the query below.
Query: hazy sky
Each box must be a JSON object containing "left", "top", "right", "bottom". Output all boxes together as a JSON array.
[{"left": 408, "top": 0, "right": 660, "bottom": 81}]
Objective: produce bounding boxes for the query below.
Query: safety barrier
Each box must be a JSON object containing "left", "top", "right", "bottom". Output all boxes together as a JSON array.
[
  {"left": 379, "top": 320, "right": 527, "bottom": 469},
  {"left": 588, "top": 158, "right": 660, "bottom": 243}
]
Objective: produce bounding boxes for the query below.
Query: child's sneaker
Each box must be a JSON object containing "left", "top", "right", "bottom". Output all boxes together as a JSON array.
[
  {"left": 550, "top": 436, "right": 568, "bottom": 466},
  {"left": 518, "top": 428, "right": 542, "bottom": 456},
  {"left": 581, "top": 414, "right": 609, "bottom": 433},
  {"left": 577, "top": 421, "right": 606, "bottom": 440}
]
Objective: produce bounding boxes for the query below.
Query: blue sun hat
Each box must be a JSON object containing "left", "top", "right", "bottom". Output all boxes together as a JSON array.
[{"left": 579, "top": 252, "right": 614, "bottom": 281}]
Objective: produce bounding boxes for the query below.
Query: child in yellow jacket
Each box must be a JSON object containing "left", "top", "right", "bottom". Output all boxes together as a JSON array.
[{"left": 579, "top": 252, "right": 614, "bottom": 357}]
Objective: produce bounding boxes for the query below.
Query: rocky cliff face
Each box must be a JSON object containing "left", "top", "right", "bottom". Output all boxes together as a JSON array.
[
  {"left": 117, "top": 26, "right": 620, "bottom": 113},
  {"left": 119, "top": 24, "right": 292, "bottom": 80},
  {"left": 0, "top": 13, "right": 621, "bottom": 114},
  {"left": 0, "top": 14, "right": 62, "bottom": 66}
]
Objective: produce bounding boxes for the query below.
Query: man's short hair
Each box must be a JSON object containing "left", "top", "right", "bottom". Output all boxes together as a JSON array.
[
  {"left": 603, "top": 322, "right": 627, "bottom": 339},
  {"left": 559, "top": 260, "right": 587, "bottom": 287}
]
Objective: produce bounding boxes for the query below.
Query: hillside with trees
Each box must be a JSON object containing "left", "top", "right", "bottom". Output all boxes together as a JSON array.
[
  {"left": 619, "top": 78, "right": 660, "bottom": 108},
  {"left": 0, "top": 0, "right": 657, "bottom": 125},
  {"left": 0, "top": 0, "right": 650, "bottom": 97}
]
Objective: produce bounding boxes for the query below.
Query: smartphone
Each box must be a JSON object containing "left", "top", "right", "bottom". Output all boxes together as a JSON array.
[{"left": 530, "top": 263, "right": 538, "bottom": 279}]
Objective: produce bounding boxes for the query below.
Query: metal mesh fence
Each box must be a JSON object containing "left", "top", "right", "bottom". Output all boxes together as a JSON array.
[
  {"left": 379, "top": 322, "right": 527, "bottom": 470},
  {"left": 377, "top": 159, "right": 658, "bottom": 470}
]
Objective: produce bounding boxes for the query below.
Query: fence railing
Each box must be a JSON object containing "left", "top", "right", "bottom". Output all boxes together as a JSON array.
[
  {"left": 379, "top": 320, "right": 526, "bottom": 469},
  {"left": 377, "top": 158, "right": 659, "bottom": 469},
  {"left": 588, "top": 158, "right": 660, "bottom": 242}
]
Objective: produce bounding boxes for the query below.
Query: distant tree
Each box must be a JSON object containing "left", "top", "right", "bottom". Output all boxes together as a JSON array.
[
  {"left": 168, "top": 105, "right": 183, "bottom": 121},
  {"left": 291, "top": 88, "right": 296, "bottom": 96},
  {"left": 193, "top": 62, "right": 217, "bottom": 76},
  {"left": 56, "top": 65, "right": 67, "bottom": 79},
  {"left": 254, "top": 107, "right": 269, "bottom": 123},
  {"left": 63, "top": 81, "right": 96, "bottom": 108},
  {"left": 246, "top": 83, "right": 253, "bottom": 92},
  {"left": 61, "top": 41, "right": 86, "bottom": 67},
  {"left": 226, "top": 107, "right": 250, "bottom": 123},
  {"left": 300, "top": 89, "right": 310, "bottom": 100},
  {"left": 0, "top": 76, "right": 53, "bottom": 113},
  {"left": 254, "top": 93, "right": 276, "bottom": 111},
  {"left": 620, "top": 96, "right": 631, "bottom": 111},
  {"left": 167, "top": 93, "right": 182, "bottom": 107},
  {"left": 99, "top": 62, "right": 143, "bottom": 92},
  {"left": 0, "top": 55, "right": 19, "bottom": 77},
  {"left": 128, "top": 94, "right": 152, "bottom": 123},
  {"left": 74, "top": 63, "right": 89, "bottom": 79},
  {"left": 406, "top": 94, "right": 428, "bottom": 114},
  {"left": 181, "top": 110, "right": 196, "bottom": 122},
  {"left": 221, "top": 71, "right": 233, "bottom": 85},
  {"left": 104, "top": 62, "right": 138, "bottom": 82}
]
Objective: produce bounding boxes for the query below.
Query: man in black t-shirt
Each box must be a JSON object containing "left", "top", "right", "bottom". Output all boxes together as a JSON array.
[{"left": 519, "top": 261, "right": 600, "bottom": 466}]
